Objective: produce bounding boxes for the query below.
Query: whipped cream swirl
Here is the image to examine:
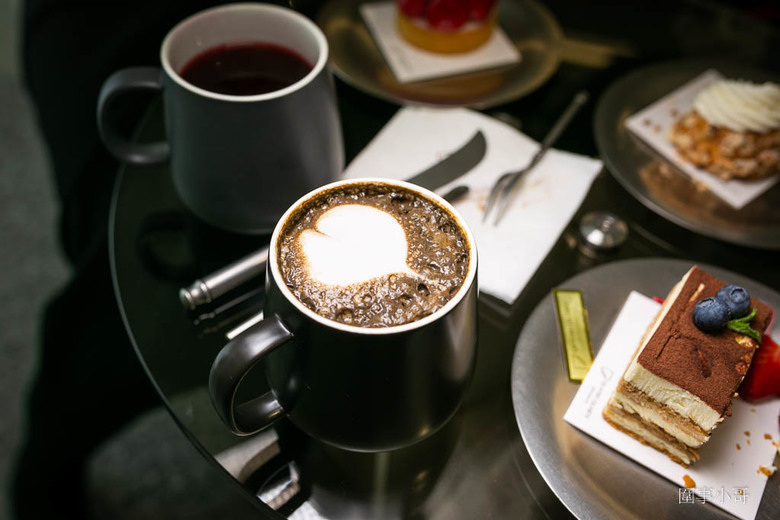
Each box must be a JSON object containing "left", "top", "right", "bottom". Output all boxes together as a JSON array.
[{"left": 693, "top": 79, "right": 780, "bottom": 133}]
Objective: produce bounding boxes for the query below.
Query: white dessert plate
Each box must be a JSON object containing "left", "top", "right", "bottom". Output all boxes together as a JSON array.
[
  {"left": 511, "top": 258, "right": 780, "bottom": 520},
  {"left": 593, "top": 60, "right": 780, "bottom": 249},
  {"left": 316, "top": 0, "right": 562, "bottom": 109}
]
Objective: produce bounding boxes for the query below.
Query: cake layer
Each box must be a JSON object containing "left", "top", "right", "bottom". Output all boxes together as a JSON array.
[
  {"left": 603, "top": 402, "right": 698, "bottom": 467},
  {"left": 612, "top": 380, "right": 709, "bottom": 447},
  {"left": 623, "top": 359, "right": 721, "bottom": 432}
]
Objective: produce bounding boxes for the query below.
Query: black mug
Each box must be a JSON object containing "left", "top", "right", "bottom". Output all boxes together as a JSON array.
[
  {"left": 209, "top": 178, "right": 479, "bottom": 452},
  {"left": 97, "top": 3, "right": 343, "bottom": 234}
]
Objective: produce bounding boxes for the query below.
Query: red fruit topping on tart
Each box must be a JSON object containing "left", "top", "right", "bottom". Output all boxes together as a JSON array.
[
  {"left": 740, "top": 335, "right": 780, "bottom": 401},
  {"left": 467, "top": 0, "right": 494, "bottom": 20},
  {"left": 426, "top": 0, "right": 469, "bottom": 31},
  {"left": 398, "top": 0, "right": 427, "bottom": 17}
]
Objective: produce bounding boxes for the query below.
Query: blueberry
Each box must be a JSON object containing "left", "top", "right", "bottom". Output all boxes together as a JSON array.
[
  {"left": 693, "top": 297, "right": 731, "bottom": 332},
  {"left": 716, "top": 284, "right": 751, "bottom": 319}
]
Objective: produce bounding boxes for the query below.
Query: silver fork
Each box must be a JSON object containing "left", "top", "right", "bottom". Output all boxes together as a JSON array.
[{"left": 483, "top": 91, "right": 590, "bottom": 226}]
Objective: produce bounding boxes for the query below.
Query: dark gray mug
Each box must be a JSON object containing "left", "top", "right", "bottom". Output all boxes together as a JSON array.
[
  {"left": 209, "top": 178, "right": 479, "bottom": 452},
  {"left": 97, "top": 3, "right": 343, "bottom": 234}
]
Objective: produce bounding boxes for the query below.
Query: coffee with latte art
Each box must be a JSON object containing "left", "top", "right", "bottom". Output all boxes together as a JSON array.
[{"left": 278, "top": 182, "right": 470, "bottom": 327}]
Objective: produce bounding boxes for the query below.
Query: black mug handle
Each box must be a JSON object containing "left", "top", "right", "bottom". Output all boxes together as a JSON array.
[
  {"left": 97, "top": 67, "right": 170, "bottom": 164},
  {"left": 209, "top": 315, "right": 294, "bottom": 435}
]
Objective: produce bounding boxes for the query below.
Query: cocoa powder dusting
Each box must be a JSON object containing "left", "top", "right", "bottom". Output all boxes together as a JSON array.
[{"left": 637, "top": 267, "right": 774, "bottom": 413}]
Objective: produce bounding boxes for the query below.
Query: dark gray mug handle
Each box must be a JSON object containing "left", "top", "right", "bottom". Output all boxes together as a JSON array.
[
  {"left": 97, "top": 67, "right": 170, "bottom": 165},
  {"left": 209, "top": 315, "right": 293, "bottom": 435}
]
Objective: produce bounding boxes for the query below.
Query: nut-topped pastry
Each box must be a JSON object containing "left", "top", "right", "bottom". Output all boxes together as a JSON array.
[
  {"left": 603, "top": 266, "right": 775, "bottom": 466},
  {"left": 668, "top": 79, "right": 780, "bottom": 181}
]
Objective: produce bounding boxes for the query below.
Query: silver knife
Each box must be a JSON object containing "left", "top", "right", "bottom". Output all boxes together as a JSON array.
[
  {"left": 179, "top": 131, "right": 487, "bottom": 311},
  {"left": 405, "top": 130, "right": 486, "bottom": 190}
]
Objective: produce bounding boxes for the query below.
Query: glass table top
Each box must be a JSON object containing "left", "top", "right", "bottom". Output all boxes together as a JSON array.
[{"left": 109, "top": 2, "right": 780, "bottom": 518}]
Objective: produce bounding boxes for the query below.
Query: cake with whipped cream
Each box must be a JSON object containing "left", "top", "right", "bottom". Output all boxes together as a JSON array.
[
  {"left": 603, "top": 266, "right": 775, "bottom": 466},
  {"left": 668, "top": 78, "right": 780, "bottom": 180}
]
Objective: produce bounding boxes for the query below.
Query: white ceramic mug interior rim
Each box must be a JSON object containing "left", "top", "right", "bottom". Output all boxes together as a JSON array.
[
  {"left": 160, "top": 3, "right": 328, "bottom": 102},
  {"left": 269, "top": 178, "right": 478, "bottom": 336}
]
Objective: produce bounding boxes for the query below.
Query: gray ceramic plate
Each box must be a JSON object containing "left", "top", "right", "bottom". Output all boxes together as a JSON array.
[
  {"left": 511, "top": 258, "right": 780, "bottom": 520},
  {"left": 316, "top": 0, "right": 562, "bottom": 109},
  {"left": 593, "top": 60, "right": 780, "bottom": 250}
]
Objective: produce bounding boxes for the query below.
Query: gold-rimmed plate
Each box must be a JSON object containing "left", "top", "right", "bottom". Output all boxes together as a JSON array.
[
  {"left": 316, "top": 0, "right": 562, "bottom": 109},
  {"left": 593, "top": 60, "right": 780, "bottom": 249}
]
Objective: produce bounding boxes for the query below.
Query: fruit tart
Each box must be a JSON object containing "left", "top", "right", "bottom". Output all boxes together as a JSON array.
[{"left": 396, "top": 0, "right": 498, "bottom": 54}]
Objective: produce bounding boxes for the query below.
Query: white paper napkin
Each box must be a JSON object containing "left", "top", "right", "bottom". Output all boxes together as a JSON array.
[
  {"left": 625, "top": 69, "right": 778, "bottom": 209},
  {"left": 341, "top": 106, "right": 603, "bottom": 304},
  {"left": 360, "top": 2, "right": 521, "bottom": 83},
  {"left": 564, "top": 291, "right": 780, "bottom": 520}
]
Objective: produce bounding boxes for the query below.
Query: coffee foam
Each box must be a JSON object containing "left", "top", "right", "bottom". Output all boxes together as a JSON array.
[
  {"left": 276, "top": 180, "right": 472, "bottom": 329},
  {"left": 298, "top": 204, "right": 420, "bottom": 287}
]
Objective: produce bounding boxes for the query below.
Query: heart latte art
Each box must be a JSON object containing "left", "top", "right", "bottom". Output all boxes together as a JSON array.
[
  {"left": 299, "top": 204, "right": 418, "bottom": 287},
  {"left": 278, "top": 183, "right": 470, "bottom": 328}
]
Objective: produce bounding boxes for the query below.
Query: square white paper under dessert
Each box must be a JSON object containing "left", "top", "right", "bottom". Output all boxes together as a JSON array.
[
  {"left": 563, "top": 291, "right": 779, "bottom": 520},
  {"left": 360, "top": 2, "right": 521, "bottom": 83},
  {"left": 624, "top": 69, "right": 778, "bottom": 210}
]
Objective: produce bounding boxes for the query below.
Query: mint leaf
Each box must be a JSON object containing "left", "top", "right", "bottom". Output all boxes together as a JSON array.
[{"left": 727, "top": 307, "right": 761, "bottom": 342}]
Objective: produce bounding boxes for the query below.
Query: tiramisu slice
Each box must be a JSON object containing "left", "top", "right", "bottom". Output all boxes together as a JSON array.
[{"left": 603, "top": 266, "right": 774, "bottom": 466}]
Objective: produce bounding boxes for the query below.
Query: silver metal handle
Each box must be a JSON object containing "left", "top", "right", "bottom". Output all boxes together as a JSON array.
[
  {"left": 509, "top": 90, "right": 587, "bottom": 190},
  {"left": 179, "top": 247, "right": 268, "bottom": 310},
  {"left": 533, "top": 90, "right": 589, "bottom": 168}
]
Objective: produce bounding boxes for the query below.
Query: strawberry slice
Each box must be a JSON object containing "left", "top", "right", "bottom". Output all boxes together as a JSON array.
[
  {"left": 740, "top": 334, "right": 780, "bottom": 401},
  {"left": 426, "top": 0, "right": 469, "bottom": 32},
  {"left": 467, "top": 0, "right": 494, "bottom": 21}
]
